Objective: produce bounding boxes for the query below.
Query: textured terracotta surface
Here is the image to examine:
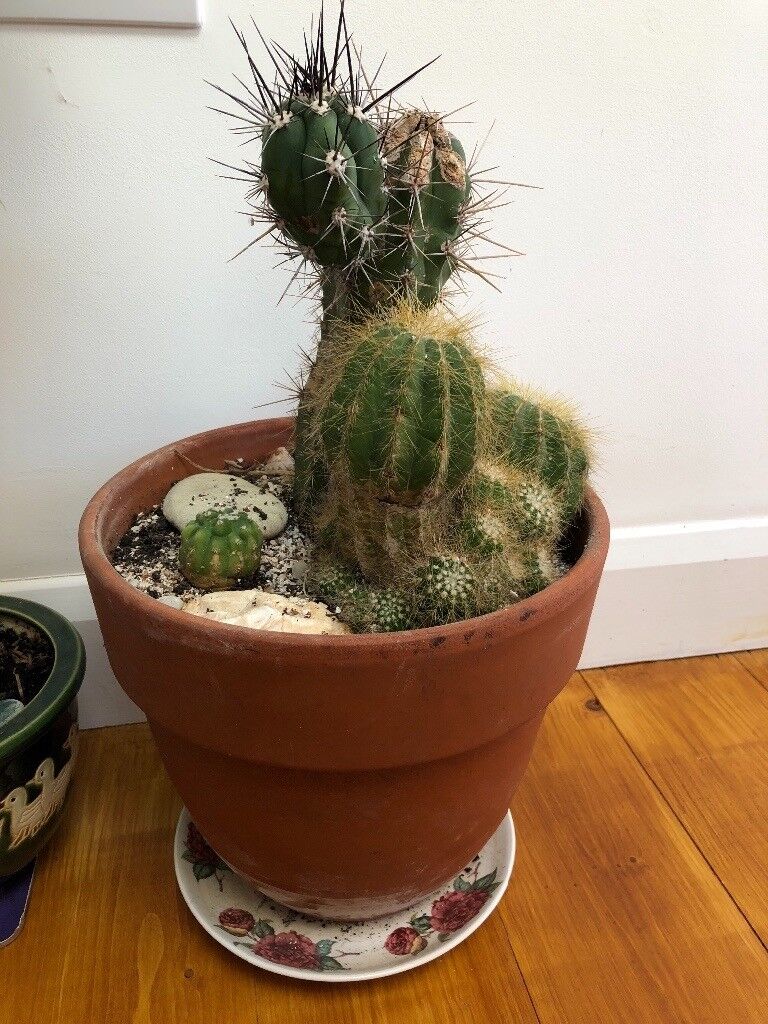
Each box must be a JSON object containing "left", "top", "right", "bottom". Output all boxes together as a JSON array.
[{"left": 79, "top": 417, "right": 609, "bottom": 916}]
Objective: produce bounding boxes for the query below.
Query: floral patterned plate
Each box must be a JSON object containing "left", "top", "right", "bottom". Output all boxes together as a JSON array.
[{"left": 174, "top": 808, "right": 514, "bottom": 983}]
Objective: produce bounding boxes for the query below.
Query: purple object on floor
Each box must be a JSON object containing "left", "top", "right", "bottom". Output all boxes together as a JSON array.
[{"left": 0, "top": 859, "right": 36, "bottom": 946}]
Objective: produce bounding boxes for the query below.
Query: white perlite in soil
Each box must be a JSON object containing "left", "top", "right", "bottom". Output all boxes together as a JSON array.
[{"left": 112, "top": 474, "right": 312, "bottom": 604}]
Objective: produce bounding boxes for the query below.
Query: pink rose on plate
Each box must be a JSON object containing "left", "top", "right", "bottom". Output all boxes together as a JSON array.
[
  {"left": 251, "top": 931, "right": 319, "bottom": 969},
  {"left": 385, "top": 926, "right": 428, "bottom": 956},
  {"left": 218, "top": 907, "right": 256, "bottom": 936},
  {"left": 430, "top": 890, "right": 488, "bottom": 933}
]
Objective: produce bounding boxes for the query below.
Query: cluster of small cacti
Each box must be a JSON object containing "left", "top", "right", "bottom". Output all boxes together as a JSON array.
[
  {"left": 179, "top": 510, "right": 263, "bottom": 591},
  {"left": 216, "top": 4, "right": 593, "bottom": 631}
]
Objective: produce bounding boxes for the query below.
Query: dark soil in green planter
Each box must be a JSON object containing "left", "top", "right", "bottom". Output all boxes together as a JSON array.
[
  {"left": 0, "top": 619, "right": 54, "bottom": 704},
  {"left": 0, "top": 599, "right": 85, "bottom": 878}
]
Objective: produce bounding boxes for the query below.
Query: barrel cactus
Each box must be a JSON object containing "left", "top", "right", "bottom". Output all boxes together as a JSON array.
[
  {"left": 299, "top": 303, "right": 486, "bottom": 581},
  {"left": 179, "top": 510, "right": 263, "bottom": 591},
  {"left": 490, "top": 390, "right": 590, "bottom": 519},
  {"left": 315, "top": 311, "right": 484, "bottom": 505},
  {"left": 214, "top": 5, "right": 594, "bottom": 631}
]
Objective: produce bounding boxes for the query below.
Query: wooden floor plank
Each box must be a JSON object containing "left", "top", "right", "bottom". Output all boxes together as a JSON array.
[
  {"left": 734, "top": 648, "right": 768, "bottom": 690},
  {"left": 3, "top": 724, "right": 539, "bottom": 1024},
  {"left": 584, "top": 655, "right": 768, "bottom": 947},
  {"left": 502, "top": 672, "right": 768, "bottom": 1024}
]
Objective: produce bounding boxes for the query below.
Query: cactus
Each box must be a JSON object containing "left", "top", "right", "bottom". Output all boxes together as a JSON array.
[
  {"left": 259, "top": 93, "right": 386, "bottom": 269},
  {"left": 298, "top": 303, "right": 486, "bottom": 581},
  {"left": 214, "top": 9, "right": 478, "bottom": 323},
  {"left": 490, "top": 390, "right": 590, "bottom": 518},
  {"left": 306, "top": 557, "right": 413, "bottom": 631},
  {"left": 214, "top": 5, "right": 595, "bottom": 631},
  {"left": 320, "top": 322, "right": 483, "bottom": 505},
  {"left": 367, "top": 589, "right": 414, "bottom": 632},
  {"left": 519, "top": 544, "right": 567, "bottom": 597},
  {"left": 179, "top": 510, "right": 263, "bottom": 590},
  {"left": 418, "top": 556, "right": 476, "bottom": 624},
  {"left": 367, "top": 110, "right": 471, "bottom": 307}
]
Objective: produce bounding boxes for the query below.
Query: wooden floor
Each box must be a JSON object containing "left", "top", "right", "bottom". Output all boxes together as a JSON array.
[{"left": 4, "top": 652, "right": 768, "bottom": 1023}]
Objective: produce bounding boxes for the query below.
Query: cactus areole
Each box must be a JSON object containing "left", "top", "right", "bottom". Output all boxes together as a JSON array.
[{"left": 79, "top": 2, "right": 609, "bottom": 921}]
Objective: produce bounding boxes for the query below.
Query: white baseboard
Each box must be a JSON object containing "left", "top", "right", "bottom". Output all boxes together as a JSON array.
[
  {"left": 3, "top": 516, "right": 767, "bottom": 728},
  {"left": 579, "top": 516, "right": 768, "bottom": 668}
]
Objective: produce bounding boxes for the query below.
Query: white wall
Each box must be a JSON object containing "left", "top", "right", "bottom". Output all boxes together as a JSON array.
[{"left": 1, "top": 1, "right": 767, "bottom": 580}]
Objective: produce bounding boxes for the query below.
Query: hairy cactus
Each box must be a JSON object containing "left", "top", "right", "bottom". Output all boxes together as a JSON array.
[
  {"left": 519, "top": 545, "right": 567, "bottom": 597},
  {"left": 322, "top": 327, "right": 483, "bottom": 505},
  {"left": 295, "top": 303, "right": 485, "bottom": 519},
  {"left": 216, "top": 6, "right": 595, "bottom": 632},
  {"left": 298, "top": 304, "right": 486, "bottom": 580},
  {"left": 367, "top": 589, "right": 414, "bottom": 632},
  {"left": 490, "top": 390, "right": 590, "bottom": 518},
  {"left": 418, "top": 556, "right": 476, "bottom": 624},
  {"left": 179, "top": 510, "right": 263, "bottom": 590}
]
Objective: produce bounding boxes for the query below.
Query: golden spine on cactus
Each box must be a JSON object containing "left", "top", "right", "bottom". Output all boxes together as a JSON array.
[
  {"left": 179, "top": 509, "right": 263, "bottom": 591},
  {"left": 461, "top": 461, "right": 561, "bottom": 549}
]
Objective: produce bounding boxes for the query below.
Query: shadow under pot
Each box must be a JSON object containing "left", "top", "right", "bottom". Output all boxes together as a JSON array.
[{"left": 0, "top": 597, "right": 85, "bottom": 878}]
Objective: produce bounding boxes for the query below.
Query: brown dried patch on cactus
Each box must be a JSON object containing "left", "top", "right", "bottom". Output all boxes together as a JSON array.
[{"left": 385, "top": 110, "right": 467, "bottom": 191}]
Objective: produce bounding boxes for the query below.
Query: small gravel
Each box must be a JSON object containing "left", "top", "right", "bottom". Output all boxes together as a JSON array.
[{"left": 112, "top": 472, "right": 312, "bottom": 604}]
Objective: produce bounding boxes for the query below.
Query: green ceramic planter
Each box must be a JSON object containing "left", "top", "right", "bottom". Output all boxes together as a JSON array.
[{"left": 0, "top": 597, "right": 85, "bottom": 877}]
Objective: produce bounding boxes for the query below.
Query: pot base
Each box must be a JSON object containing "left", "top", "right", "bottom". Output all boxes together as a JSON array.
[{"left": 175, "top": 807, "right": 515, "bottom": 983}]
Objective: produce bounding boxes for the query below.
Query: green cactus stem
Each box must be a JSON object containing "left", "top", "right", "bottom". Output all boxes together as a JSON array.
[
  {"left": 371, "top": 110, "right": 472, "bottom": 307},
  {"left": 490, "top": 390, "right": 590, "bottom": 518},
  {"left": 518, "top": 543, "right": 566, "bottom": 598},
  {"left": 310, "top": 305, "right": 485, "bottom": 507},
  {"left": 260, "top": 93, "right": 386, "bottom": 268},
  {"left": 179, "top": 509, "right": 263, "bottom": 590}
]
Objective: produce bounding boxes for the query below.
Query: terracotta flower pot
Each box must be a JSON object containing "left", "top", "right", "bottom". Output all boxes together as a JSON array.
[{"left": 79, "top": 417, "right": 609, "bottom": 919}]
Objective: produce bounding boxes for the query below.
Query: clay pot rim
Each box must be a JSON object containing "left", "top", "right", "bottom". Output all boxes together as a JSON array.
[{"left": 79, "top": 418, "right": 610, "bottom": 656}]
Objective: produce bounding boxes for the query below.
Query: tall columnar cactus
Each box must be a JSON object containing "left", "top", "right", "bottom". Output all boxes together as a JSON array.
[
  {"left": 214, "top": 7, "right": 478, "bottom": 323},
  {"left": 215, "top": 4, "right": 594, "bottom": 631},
  {"left": 257, "top": 98, "right": 471, "bottom": 315},
  {"left": 259, "top": 92, "right": 386, "bottom": 269}
]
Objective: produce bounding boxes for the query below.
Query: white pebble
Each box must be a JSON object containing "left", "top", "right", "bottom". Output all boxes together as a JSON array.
[
  {"left": 182, "top": 589, "right": 350, "bottom": 635},
  {"left": 261, "top": 446, "right": 295, "bottom": 476},
  {"left": 162, "top": 472, "right": 288, "bottom": 539},
  {"left": 157, "top": 594, "right": 184, "bottom": 609}
]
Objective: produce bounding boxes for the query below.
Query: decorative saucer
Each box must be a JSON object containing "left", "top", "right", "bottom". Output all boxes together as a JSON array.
[{"left": 175, "top": 808, "right": 515, "bottom": 983}]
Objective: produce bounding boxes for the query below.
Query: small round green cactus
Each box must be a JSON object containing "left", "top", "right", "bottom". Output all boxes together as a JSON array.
[
  {"left": 179, "top": 509, "right": 263, "bottom": 590},
  {"left": 368, "top": 588, "right": 413, "bottom": 632},
  {"left": 419, "top": 555, "right": 476, "bottom": 623}
]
